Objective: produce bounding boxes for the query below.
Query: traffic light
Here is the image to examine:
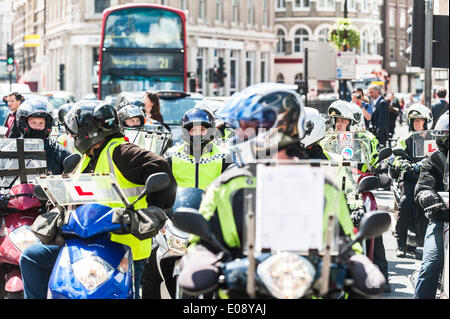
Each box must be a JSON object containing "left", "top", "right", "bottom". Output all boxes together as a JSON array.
[
  {"left": 407, "top": 0, "right": 425, "bottom": 68},
  {"left": 208, "top": 67, "right": 219, "bottom": 84},
  {"left": 217, "top": 57, "right": 227, "bottom": 87},
  {"left": 6, "top": 43, "right": 14, "bottom": 65},
  {"left": 58, "top": 64, "right": 65, "bottom": 90}
]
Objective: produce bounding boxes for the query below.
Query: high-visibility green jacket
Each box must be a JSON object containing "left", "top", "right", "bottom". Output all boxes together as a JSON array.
[{"left": 164, "top": 142, "right": 231, "bottom": 190}]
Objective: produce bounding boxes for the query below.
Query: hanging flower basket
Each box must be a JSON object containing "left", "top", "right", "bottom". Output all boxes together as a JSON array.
[{"left": 328, "top": 19, "right": 360, "bottom": 51}]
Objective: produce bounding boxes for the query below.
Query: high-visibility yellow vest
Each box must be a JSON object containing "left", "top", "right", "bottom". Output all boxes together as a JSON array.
[
  {"left": 165, "top": 143, "right": 229, "bottom": 190},
  {"left": 75, "top": 137, "right": 151, "bottom": 260}
]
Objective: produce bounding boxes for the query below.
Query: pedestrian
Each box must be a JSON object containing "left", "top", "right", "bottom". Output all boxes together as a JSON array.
[
  {"left": 414, "top": 114, "right": 449, "bottom": 299},
  {"left": 143, "top": 90, "right": 164, "bottom": 124},
  {"left": 368, "top": 84, "right": 390, "bottom": 147},
  {"left": 391, "top": 104, "right": 433, "bottom": 258},
  {"left": 388, "top": 93, "right": 401, "bottom": 139},
  {"left": 20, "top": 100, "right": 177, "bottom": 299},
  {"left": 351, "top": 88, "right": 372, "bottom": 129},
  {"left": 431, "top": 87, "right": 449, "bottom": 129},
  {"left": 3, "top": 92, "right": 24, "bottom": 138}
]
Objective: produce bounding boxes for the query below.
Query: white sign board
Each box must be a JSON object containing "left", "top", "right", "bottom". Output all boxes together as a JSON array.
[
  {"left": 336, "top": 51, "right": 356, "bottom": 80},
  {"left": 304, "top": 41, "right": 337, "bottom": 81},
  {"left": 255, "top": 165, "right": 324, "bottom": 252}
]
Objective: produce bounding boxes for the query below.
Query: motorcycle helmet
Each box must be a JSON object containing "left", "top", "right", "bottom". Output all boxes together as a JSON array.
[
  {"left": 327, "top": 100, "right": 356, "bottom": 131},
  {"left": 216, "top": 83, "right": 306, "bottom": 165},
  {"left": 64, "top": 100, "right": 122, "bottom": 154},
  {"left": 301, "top": 107, "right": 326, "bottom": 148},
  {"left": 406, "top": 103, "right": 432, "bottom": 131},
  {"left": 16, "top": 98, "right": 54, "bottom": 139},
  {"left": 117, "top": 102, "right": 145, "bottom": 128},
  {"left": 58, "top": 103, "right": 73, "bottom": 124},
  {"left": 433, "top": 111, "right": 449, "bottom": 152},
  {"left": 181, "top": 107, "right": 216, "bottom": 153},
  {"left": 348, "top": 102, "right": 365, "bottom": 131}
]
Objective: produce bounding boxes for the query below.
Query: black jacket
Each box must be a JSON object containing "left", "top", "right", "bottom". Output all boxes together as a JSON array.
[
  {"left": 82, "top": 134, "right": 177, "bottom": 209},
  {"left": 414, "top": 149, "right": 447, "bottom": 197},
  {"left": 371, "top": 97, "right": 389, "bottom": 144},
  {"left": 44, "top": 138, "right": 72, "bottom": 175},
  {"left": 431, "top": 99, "right": 449, "bottom": 129}
]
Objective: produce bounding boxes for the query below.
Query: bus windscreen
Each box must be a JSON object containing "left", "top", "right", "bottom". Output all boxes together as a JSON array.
[{"left": 103, "top": 7, "right": 183, "bottom": 49}]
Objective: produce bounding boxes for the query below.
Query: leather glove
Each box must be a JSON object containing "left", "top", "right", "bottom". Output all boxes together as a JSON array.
[
  {"left": 399, "top": 160, "right": 412, "bottom": 172},
  {"left": 416, "top": 190, "right": 448, "bottom": 222},
  {"left": 351, "top": 208, "right": 366, "bottom": 228},
  {"left": 416, "top": 190, "right": 441, "bottom": 211},
  {"left": 112, "top": 206, "right": 168, "bottom": 240}
]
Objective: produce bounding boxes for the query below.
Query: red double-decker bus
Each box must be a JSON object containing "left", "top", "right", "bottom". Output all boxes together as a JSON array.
[{"left": 97, "top": 3, "right": 187, "bottom": 100}]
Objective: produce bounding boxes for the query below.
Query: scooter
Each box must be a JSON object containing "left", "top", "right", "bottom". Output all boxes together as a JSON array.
[
  {"left": 0, "top": 137, "right": 47, "bottom": 299},
  {"left": 142, "top": 187, "right": 204, "bottom": 299},
  {"left": 173, "top": 207, "right": 391, "bottom": 299},
  {"left": 0, "top": 184, "right": 42, "bottom": 299},
  {"left": 35, "top": 168, "right": 171, "bottom": 299}
]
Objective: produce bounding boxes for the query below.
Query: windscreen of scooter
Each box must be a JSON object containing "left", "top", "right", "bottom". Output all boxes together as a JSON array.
[
  {"left": 123, "top": 125, "right": 172, "bottom": 155},
  {"left": 35, "top": 174, "right": 127, "bottom": 207},
  {"left": 0, "top": 138, "right": 47, "bottom": 188},
  {"left": 410, "top": 130, "right": 439, "bottom": 159},
  {"left": 321, "top": 132, "right": 371, "bottom": 166}
]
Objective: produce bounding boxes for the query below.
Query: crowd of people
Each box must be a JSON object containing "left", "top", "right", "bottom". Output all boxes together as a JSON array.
[{"left": 0, "top": 82, "right": 448, "bottom": 300}]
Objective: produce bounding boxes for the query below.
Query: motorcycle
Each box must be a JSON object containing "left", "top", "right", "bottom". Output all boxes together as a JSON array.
[
  {"left": 142, "top": 187, "right": 204, "bottom": 299},
  {"left": 0, "top": 138, "right": 47, "bottom": 299},
  {"left": 172, "top": 206, "right": 391, "bottom": 299},
  {"left": 321, "top": 132, "right": 392, "bottom": 260},
  {"left": 391, "top": 139, "right": 433, "bottom": 252},
  {"left": 34, "top": 164, "right": 171, "bottom": 299}
]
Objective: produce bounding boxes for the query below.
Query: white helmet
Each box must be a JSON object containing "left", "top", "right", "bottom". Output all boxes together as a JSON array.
[
  {"left": 406, "top": 103, "right": 432, "bottom": 131},
  {"left": 301, "top": 107, "right": 326, "bottom": 147},
  {"left": 328, "top": 100, "right": 356, "bottom": 131},
  {"left": 348, "top": 102, "right": 365, "bottom": 131}
]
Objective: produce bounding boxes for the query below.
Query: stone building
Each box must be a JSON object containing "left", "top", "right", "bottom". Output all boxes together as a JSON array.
[
  {"left": 10, "top": 0, "right": 277, "bottom": 98},
  {"left": 274, "top": 0, "right": 384, "bottom": 94}
]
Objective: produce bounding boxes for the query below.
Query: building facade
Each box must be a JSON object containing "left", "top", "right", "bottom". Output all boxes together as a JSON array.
[
  {"left": 10, "top": 0, "right": 277, "bottom": 99},
  {"left": 274, "top": 0, "right": 384, "bottom": 94}
]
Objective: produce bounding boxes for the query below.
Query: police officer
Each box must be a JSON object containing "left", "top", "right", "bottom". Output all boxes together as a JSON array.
[
  {"left": 391, "top": 103, "right": 433, "bottom": 258},
  {"left": 325, "top": 99, "right": 391, "bottom": 292},
  {"left": 163, "top": 107, "right": 232, "bottom": 190},
  {"left": 20, "top": 100, "right": 177, "bottom": 299},
  {"left": 300, "top": 107, "right": 329, "bottom": 160},
  {"left": 326, "top": 100, "right": 380, "bottom": 172},
  {"left": 177, "top": 84, "right": 383, "bottom": 297}
]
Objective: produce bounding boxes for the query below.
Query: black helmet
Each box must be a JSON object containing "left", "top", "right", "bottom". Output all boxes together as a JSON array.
[
  {"left": 181, "top": 107, "right": 216, "bottom": 152},
  {"left": 433, "top": 111, "right": 449, "bottom": 152},
  {"left": 64, "top": 100, "right": 122, "bottom": 154},
  {"left": 117, "top": 102, "right": 145, "bottom": 128},
  {"left": 58, "top": 103, "right": 73, "bottom": 124},
  {"left": 16, "top": 98, "right": 54, "bottom": 139}
]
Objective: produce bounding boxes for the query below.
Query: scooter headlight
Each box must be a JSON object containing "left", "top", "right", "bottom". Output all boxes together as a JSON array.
[
  {"left": 162, "top": 221, "right": 190, "bottom": 256},
  {"left": 72, "top": 255, "right": 114, "bottom": 291},
  {"left": 9, "top": 225, "right": 40, "bottom": 252},
  {"left": 257, "top": 252, "right": 316, "bottom": 299}
]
